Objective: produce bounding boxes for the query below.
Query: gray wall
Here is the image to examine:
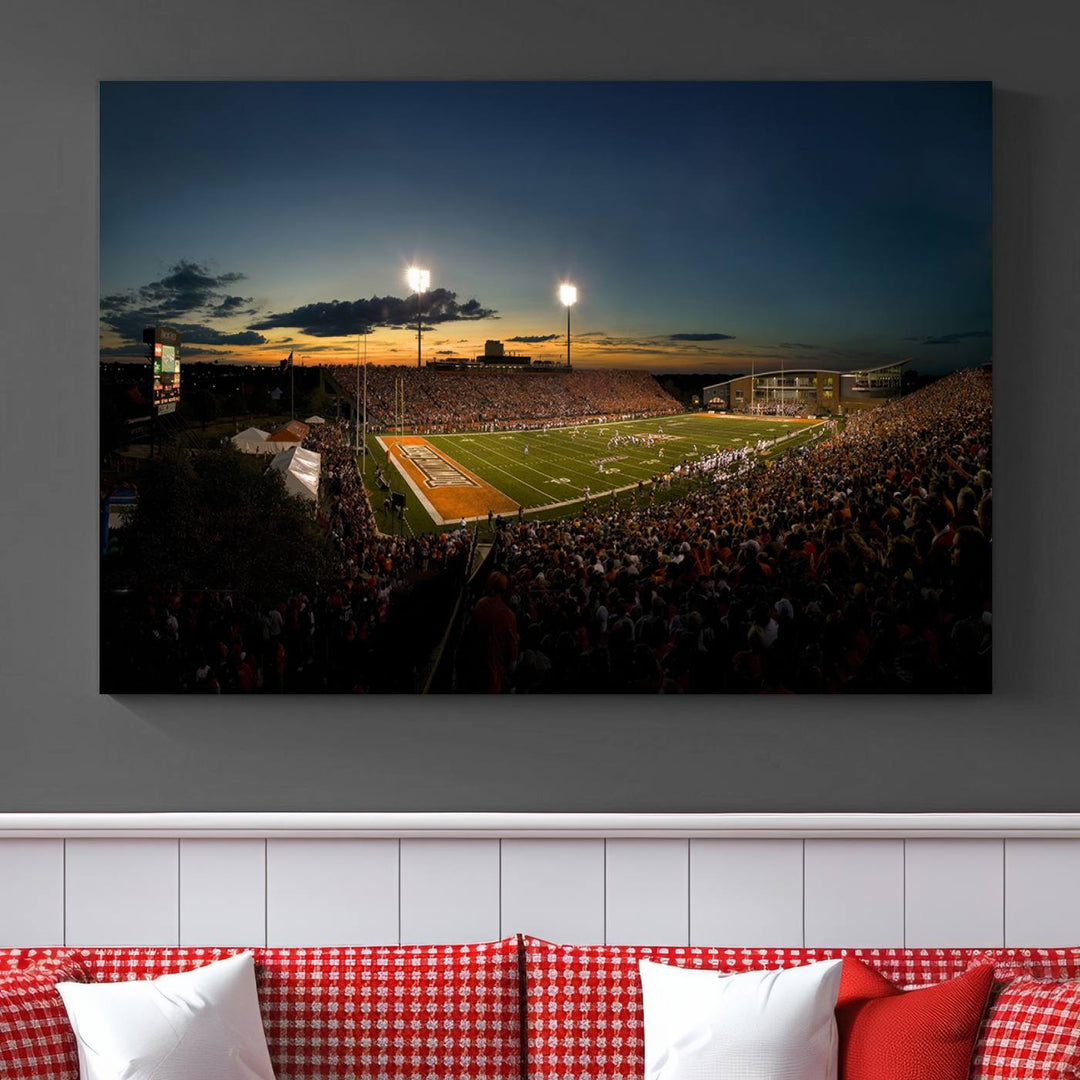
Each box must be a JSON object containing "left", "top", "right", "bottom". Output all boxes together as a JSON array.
[{"left": 1, "top": 0, "right": 1077, "bottom": 812}]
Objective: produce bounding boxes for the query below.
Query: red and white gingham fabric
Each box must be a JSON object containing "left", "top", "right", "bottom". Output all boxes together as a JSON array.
[
  {"left": 0, "top": 940, "right": 522, "bottom": 1080},
  {"left": 971, "top": 977, "right": 1080, "bottom": 1080},
  {"left": 971, "top": 949, "right": 1080, "bottom": 981},
  {"left": 522, "top": 937, "right": 975, "bottom": 1080},
  {"left": 0, "top": 954, "right": 91, "bottom": 1080}
]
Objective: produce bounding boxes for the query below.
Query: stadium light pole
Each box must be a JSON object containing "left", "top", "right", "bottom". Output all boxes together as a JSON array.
[
  {"left": 406, "top": 266, "right": 430, "bottom": 370},
  {"left": 559, "top": 283, "right": 578, "bottom": 370}
]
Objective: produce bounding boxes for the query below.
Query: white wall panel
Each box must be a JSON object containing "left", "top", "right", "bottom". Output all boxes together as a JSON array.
[
  {"left": 804, "top": 839, "right": 903, "bottom": 946},
  {"left": 65, "top": 839, "right": 179, "bottom": 945},
  {"left": 180, "top": 839, "right": 266, "bottom": 946},
  {"left": 905, "top": 839, "right": 1003, "bottom": 946},
  {"left": 690, "top": 839, "right": 804, "bottom": 946},
  {"left": 6, "top": 820, "right": 1080, "bottom": 953},
  {"left": 1006, "top": 839, "right": 1080, "bottom": 946},
  {"left": 0, "top": 839, "right": 64, "bottom": 946},
  {"left": 400, "top": 839, "right": 500, "bottom": 943},
  {"left": 606, "top": 839, "right": 689, "bottom": 945},
  {"left": 501, "top": 839, "right": 604, "bottom": 943},
  {"left": 266, "top": 839, "right": 398, "bottom": 946}
]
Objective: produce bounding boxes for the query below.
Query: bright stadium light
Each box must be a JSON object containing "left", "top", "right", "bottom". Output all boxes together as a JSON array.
[
  {"left": 559, "top": 283, "right": 578, "bottom": 369},
  {"left": 407, "top": 266, "right": 430, "bottom": 294},
  {"left": 406, "top": 266, "right": 431, "bottom": 368}
]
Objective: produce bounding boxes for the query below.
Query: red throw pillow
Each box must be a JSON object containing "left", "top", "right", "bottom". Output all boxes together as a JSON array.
[
  {"left": 0, "top": 955, "right": 93, "bottom": 1080},
  {"left": 971, "top": 977, "right": 1080, "bottom": 1080},
  {"left": 836, "top": 957, "right": 994, "bottom": 1080}
]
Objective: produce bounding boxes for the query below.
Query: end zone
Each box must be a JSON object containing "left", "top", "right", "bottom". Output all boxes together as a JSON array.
[{"left": 378, "top": 436, "right": 519, "bottom": 524}]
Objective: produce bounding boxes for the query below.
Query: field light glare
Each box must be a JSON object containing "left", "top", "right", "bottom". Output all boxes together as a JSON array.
[
  {"left": 406, "top": 266, "right": 431, "bottom": 294},
  {"left": 559, "top": 283, "right": 578, "bottom": 306}
]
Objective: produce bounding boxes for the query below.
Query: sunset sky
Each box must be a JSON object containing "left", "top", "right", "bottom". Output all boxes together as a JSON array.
[{"left": 100, "top": 81, "right": 991, "bottom": 374}]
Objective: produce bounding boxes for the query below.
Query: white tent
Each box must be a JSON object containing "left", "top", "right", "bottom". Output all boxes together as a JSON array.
[
  {"left": 304, "top": 414, "right": 327, "bottom": 426},
  {"left": 269, "top": 446, "right": 321, "bottom": 502},
  {"left": 231, "top": 427, "right": 271, "bottom": 454}
]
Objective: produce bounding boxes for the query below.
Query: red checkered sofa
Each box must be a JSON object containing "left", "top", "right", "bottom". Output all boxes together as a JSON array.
[
  {"left": 4, "top": 936, "right": 1080, "bottom": 1080},
  {"left": 0, "top": 940, "right": 522, "bottom": 1080},
  {"left": 520, "top": 938, "right": 1080, "bottom": 1080}
]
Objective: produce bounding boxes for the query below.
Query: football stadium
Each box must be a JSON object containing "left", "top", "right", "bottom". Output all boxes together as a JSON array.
[
  {"left": 100, "top": 351, "right": 991, "bottom": 695},
  {"left": 97, "top": 82, "right": 991, "bottom": 696}
]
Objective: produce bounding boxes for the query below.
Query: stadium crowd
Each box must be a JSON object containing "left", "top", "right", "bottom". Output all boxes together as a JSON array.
[
  {"left": 459, "top": 369, "right": 992, "bottom": 693},
  {"left": 324, "top": 365, "right": 680, "bottom": 432},
  {"left": 115, "top": 420, "right": 474, "bottom": 693}
]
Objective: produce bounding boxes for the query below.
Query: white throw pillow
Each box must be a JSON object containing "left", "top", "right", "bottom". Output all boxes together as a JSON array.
[
  {"left": 639, "top": 957, "right": 843, "bottom": 1080},
  {"left": 57, "top": 951, "right": 276, "bottom": 1080}
]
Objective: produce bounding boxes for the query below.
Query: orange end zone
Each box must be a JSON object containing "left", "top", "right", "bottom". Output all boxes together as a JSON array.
[{"left": 379, "top": 436, "right": 519, "bottom": 524}]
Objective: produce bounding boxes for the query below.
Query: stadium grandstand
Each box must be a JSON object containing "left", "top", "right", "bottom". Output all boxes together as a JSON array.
[
  {"left": 322, "top": 364, "right": 681, "bottom": 432},
  {"left": 704, "top": 360, "right": 906, "bottom": 416},
  {"left": 102, "top": 363, "right": 990, "bottom": 694}
]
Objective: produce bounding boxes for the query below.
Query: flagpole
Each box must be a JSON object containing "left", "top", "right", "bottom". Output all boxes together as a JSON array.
[
  {"left": 355, "top": 333, "right": 361, "bottom": 453},
  {"left": 291, "top": 352, "right": 295, "bottom": 420}
]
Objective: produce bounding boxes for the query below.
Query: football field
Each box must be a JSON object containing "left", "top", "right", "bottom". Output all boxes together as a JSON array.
[{"left": 365, "top": 413, "right": 826, "bottom": 534}]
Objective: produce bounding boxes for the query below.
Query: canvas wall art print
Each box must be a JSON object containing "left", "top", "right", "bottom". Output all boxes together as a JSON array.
[{"left": 99, "top": 81, "right": 992, "bottom": 694}]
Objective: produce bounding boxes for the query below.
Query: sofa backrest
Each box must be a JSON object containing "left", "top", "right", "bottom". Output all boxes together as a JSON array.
[
  {"left": 0, "top": 939, "right": 522, "bottom": 1080},
  {"left": 521, "top": 937, "right": 1080, "bottom": 1080}
]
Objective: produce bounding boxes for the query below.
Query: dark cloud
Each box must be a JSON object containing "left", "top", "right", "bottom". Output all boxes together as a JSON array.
[
  {"left": 778, "top": 342, "right": 818, "bottom": 350},
  {"left": 170, "top": 324, "right": 266, "bottom": 346},
  {"left": 507, "top": 334, "right": 559, "bottom": 343},
  {"left": 669, "top": 332, "right": 736, "bottom": 342},
  {"left": 248, "top": 288, "right": 497, "bottom": 337},
  {"left": 100, "top": 260, "right": 264, "bottom": 344},
  {"left": 209, "top": 294, "right": 257, "bottom": 318},
  {"left": 905, "top": 330, "right": 991, "bottom": 346}
]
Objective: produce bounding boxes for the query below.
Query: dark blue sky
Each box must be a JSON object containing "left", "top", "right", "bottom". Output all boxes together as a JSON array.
[{"left": 100, "top": 81, "right": 991, "bottom": 372}]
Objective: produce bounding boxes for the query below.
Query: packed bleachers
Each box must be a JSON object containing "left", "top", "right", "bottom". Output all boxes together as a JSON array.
[
  {"left": 324, "top": 365, "right": 680, "bottom": 432},
  {"left": 459, "top": 368, "right": 992, "bottom": 693}
]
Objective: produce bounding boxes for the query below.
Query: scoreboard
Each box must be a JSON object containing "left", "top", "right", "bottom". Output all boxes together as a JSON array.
[{"left": 143, "top": 326, "right": 181, "bottom": 414}]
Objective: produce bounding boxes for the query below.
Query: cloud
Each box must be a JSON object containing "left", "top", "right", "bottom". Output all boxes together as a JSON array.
[
  {"left": 669, "top": 332, "right": 736, "bottom": 342},
  {"left": 905, "top": 330, "right": 992, "bottom": 345},
  {"left": 209, "top": 294, "right": 257, "bottom": 318},
  {"left": 249, "top": 288, "right": 497, "bottom": 337},
  {"left": 507, "top": 334, "right": 559, "bottom": 343},
  {"left": 778, "top": 342, "right": 818, "bottom": 349},
  {"left": 100, "top": 260, "right": 266, "bottom": 345},
  {"left": 170, "top": 324, "right": 266, "bottom": 346}
]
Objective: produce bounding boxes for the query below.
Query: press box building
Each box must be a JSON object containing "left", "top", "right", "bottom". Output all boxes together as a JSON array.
[{"left": 703, "top": 360, "right": 906, "bottom": 416}]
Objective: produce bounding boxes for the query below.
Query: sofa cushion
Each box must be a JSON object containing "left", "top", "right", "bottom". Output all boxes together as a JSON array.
[
  {"left": 1, "top": 940, "right": 522, "bottom": 1080},
  {"left": 522, "top": 938, "right": 974, "bottom": 1080},
  {"left": 0, "top": 954, "right": 93, "bottom": 1080},
  {"left": 835, "top": 958, "right": 993, "bottom": 1080},
  {"left": 971, "top": 977, "right": 1080, "bottom": 1080},
  {"left": 969, "top": 949, "right": 1080, "bottom": 981},
  {"left": 639, "top": 957, "right": 844, "bottom": 1080},
  {"left": 57, "top": 951, "right": 275, "bottom": 1080}
]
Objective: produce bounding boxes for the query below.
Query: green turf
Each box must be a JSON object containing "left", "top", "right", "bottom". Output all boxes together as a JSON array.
[{"left": 361, "top": 413, "right": 827, "bottom": 536}]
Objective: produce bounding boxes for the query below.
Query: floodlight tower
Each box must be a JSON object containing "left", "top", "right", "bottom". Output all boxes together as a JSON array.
[
  {"left": 406, "top": 266, "right": 430, "bottom": 369},
  {"left": 559, "top": 283, "right": 578, "bottom": 369}
]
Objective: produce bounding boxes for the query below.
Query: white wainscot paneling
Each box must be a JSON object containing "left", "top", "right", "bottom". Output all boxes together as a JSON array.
[
  {"left": 690, "top": 839, "right": 804, "bottom": 946},
  {"left": 65, "top": 839, "right": 179, "bottom": 946},
  {"left": 180, "top": 839, "right": 266, "bottom": 947},
  {"left": 804, "top": 839, "right": 904, "bottom": 947},
  {"left": 266, "top": 839, "right": 398, "bottom": 946},
  {"left": 501, "top": 839, "right": 604, "bottom": 943},
  {"left": 0, "top": 840, "right": 64, "bottom": 946},
  {"left": 400, "top": 839, "right": 500, "bottom": 944},
  {"left": 1006, "top": 839, "right": 1080, "bottom": 946},
  {"left": 605, "top": 839, "right": 689, "bottom": 945},
  {"left": 905, "top": 839, "right": 1003, "bottom": 947}
]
